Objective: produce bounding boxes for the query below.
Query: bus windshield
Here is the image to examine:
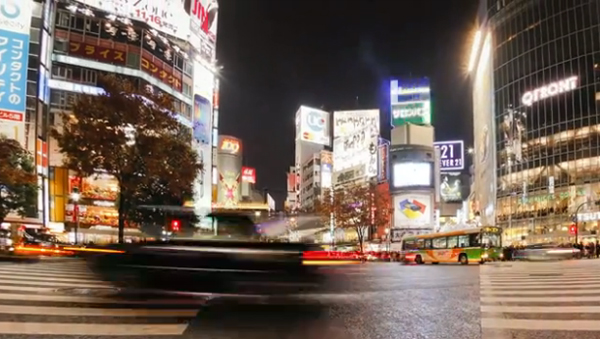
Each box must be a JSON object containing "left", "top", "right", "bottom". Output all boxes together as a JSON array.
[{"left": 482, "top": 232, "right": 501, "bottom": 248}]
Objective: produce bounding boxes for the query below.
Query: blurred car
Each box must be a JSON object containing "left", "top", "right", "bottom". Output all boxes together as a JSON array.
[
  {"left": 85, "top": 212, "right": 359, "bottom": 295},
  {"left": 514, "top": 243, "right": 580, "bottom": 261}
]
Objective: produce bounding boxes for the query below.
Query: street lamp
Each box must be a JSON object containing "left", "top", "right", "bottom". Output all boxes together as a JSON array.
[{"left": 70, "top": 189, "right": 80, "bottom": 244}]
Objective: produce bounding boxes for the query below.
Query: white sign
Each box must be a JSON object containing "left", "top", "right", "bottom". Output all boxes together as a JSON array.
[
  {"left": 522, "top": 76, "right": 578, "bottom": 106},
  {"left": 78, "top": 0, "right": 191, "bottom": 40},
  {"left": 48, "top": 79, "right": 106, "bottom": 96},
  {"left": 333, "top": 109, "right": 380, "bottom": 178},
  {"left": 393, "top": 194, "right": 432, "bottom": 228},
  {"left": 393, "top": 162, "right": 431, "bottom": 188},
  {"left": 299, "top": 106, "right": 330, "bottom": 146}
]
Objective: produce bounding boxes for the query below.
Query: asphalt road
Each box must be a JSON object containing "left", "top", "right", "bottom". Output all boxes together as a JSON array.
[{"left": 0, "top": 258, "right": 596, "bottom": 338}]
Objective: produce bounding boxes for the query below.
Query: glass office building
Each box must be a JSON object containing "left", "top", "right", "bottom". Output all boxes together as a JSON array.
[{"left": 472, "top": 0, "right": 600, "bottom": 244}]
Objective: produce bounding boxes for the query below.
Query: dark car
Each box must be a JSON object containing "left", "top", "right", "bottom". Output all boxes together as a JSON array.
[{"left": 85, "top": 212, "right": 348, "bottom": 295}]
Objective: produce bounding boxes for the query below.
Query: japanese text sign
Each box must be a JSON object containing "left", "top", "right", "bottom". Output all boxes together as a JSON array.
[
  {"left": 433, "top": 140, "right": 465, "bottom": 172},
  {"left": 0, "top": 0, "right": 33, "bottom": 123},
  {"left": 141, "top": 57, "right": 182, "bottom": 92},
  {"left": 69, "top": 41, "right": 126, "bottom": 65}
]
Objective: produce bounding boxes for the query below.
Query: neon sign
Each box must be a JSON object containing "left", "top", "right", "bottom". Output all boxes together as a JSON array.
[
  {"left": 521, "top": 76, "right": 578, "bottom": 106},
  {"left": 220, "top": 138, "right": 240, "bottom": 154}
]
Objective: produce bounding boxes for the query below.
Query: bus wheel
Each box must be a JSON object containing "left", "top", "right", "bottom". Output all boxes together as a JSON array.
[
  {"left": 459, "top": 254, "right": 468, "bottom": 265},
  {"left": 415, "top": 255, "right": 424, "bottom": 265}
]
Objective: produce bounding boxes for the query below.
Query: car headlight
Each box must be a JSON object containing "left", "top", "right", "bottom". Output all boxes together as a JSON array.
[
  {"left": 482, "top": 253, "right": 489, "bottom": 258},
  {"left": 499, "top": 253, "right": 504, "bottom": 258}
]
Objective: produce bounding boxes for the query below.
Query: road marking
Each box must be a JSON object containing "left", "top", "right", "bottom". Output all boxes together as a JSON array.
[
  {"left": 481, "top": 283, "right": 600, "bottom": 290},
  {"left": 481, "top": 295, "right": 600, "bottom": 303},
  {"left": 481, "top": 305, "right": 600, "bottom": 313},
  {"left": 0, "top": 304, "right": 199, "bottom": 317},
  {"left": 481, "top": 288, "right": 600, "bottom": 295},
  {"left": 0, "top": 292, "right": 208, "bottom": 305},
  {"left": 0, "top": 275, "right": 110, "bottom": 285},
  {"left": 0, "top": 267, "right": 96, "bottom": 278},
  {"left": 0, "top": 268, "right": 97, "bottom": 279},
  {"left": 0, "top": 279, "right": 109, "bottom": 288},
  {"left": 481, "top": 276, "right": 600, "bottom": 283},
  {"left": 482, "top": 318, "right": 600, "bottom": 331},
  {"left": 0, "top": 322, "right": 189, "bottom": 336}
]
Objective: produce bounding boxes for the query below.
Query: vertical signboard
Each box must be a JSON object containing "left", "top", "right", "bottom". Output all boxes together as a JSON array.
[
  {"left": 0, "top": 0, "right": 32, "bottom": 145},
  {"left": 390, "top": 78, "right": 431, "bottom": 127},
  {"left": 187, "top": 0, "right": 219, "bottom": 63},
  {"left": 333, "top": 109, "right": 380, "bottom": 179},
  {"left": 377, "top": 140, "right": 390, "bottom": 182}
]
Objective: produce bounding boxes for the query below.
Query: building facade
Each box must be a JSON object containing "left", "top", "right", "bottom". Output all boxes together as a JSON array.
[
  {"left": 0, "top": 0, "right": 220, "bottom": 242},
  {"left": 472, "top": 0, "right": 600, "bottom": 244}
]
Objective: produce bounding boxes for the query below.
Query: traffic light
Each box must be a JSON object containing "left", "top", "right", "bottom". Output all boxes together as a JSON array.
[
  {"left": 569, "top": 223, "right": 577, "bottom": 235},
  {"left": 171, "top": 220, "right": 181, "bottom": 232}
]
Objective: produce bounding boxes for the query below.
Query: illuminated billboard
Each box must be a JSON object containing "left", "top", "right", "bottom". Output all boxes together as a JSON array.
[
  {"left": 433, "top": 140, "right": 465, "bottom": 171},
  {"left": 219, "top": 135, "right": 242, "bottom": 155},
  {"left": 393, "top": 193, "right": 432, "bottom": 228},
  {"left": 298, "top": 106, "right": 331, "bottom": 146},
  {"left": 241, "top": 167, "right": 256, "bottom": 184},
  {"left": 440, "top": 173, "right": 462, "bottom": 202},
  {"left": 0, "top": 0, "right": 33, "bottom": 145},
  {"left": 392, "top": 162, "right": 432, "bottom": 188},
  {"left": 77, "top": 0, "right": 191, "bottom": 41},
  {"left": 377, "top": 141, "right": 390, "bottom": 182},
  {"left": 187, "top": 0, "right": 219, "bottom": 63},
  {"left": 390, "top": 78, "right": 431, "bottom": 127},
  {"left": 333, "top": 109, "right": 380, "bottom": 178}
]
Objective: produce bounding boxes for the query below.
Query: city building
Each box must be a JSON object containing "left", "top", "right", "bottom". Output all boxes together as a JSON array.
[
  {"left": 294, "top": 106, "right": 331, "bottom": 211},
  {"left": 284, "top": 166, "right": 298, "bottom": 212},
  {"left": 470, "top": 0, "right": 600, "bottom": 244},
  {"left": 299, "top": 150, "right": 332, "bottom": 211},
  {"left": 0, "top": 0, "right": 220, "bottom": 242},
  {"left": 388, "top": 78, "right": 441, "bottom": 242}
]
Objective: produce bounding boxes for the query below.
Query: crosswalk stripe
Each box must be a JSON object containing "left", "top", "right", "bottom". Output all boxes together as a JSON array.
[
  {"left": 482, "top": 318, "right": 600, "bottom": 331},
  {"left": 481, "top": 289, "right": 600, "bottom": 295},
  {"left": 0, "top": 275, "right": 110, "bottom": 284},
  {"left": 0, "top": 268, "right": 96, "bottom": 279},
  {"left": 0, "top": 322, "right": 189, "bottom": 335},
  {"left": 481, "top": 283, "right": 600, "bottom": 290},
  {"left": 0, "top": 304, "right": 198, "bottom": 317},
  {"left": 481, "top": 305, "right": 600, "bottom": 313},
  {"left": 0, "top": 292, "right": 208, "bottom": 305},
  {"left": 0, "top": 267, "right": 96, "bottom": 277},
  {"left": 0, "top": 279, "right": 108, "bottom": 288},
  {"left": 481, "top": 276, "right": 600, "bottom": 283},
  {"left": 481, "top": 295, "right": 600, "bottom": 303}
]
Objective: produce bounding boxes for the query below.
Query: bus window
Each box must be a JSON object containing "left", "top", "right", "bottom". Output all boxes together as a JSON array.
[
  {"left": 424, "top": 239, "right": 432, "bottom": 249},
  {"left": 416, "top": 238, "right": 425, "bottom": 249},
  {"left": 469, "top": 233, "right": 481, "bottom": 247},
  {"left": 447, "top": 236, "right": 458, "bottom": 248},
  {"left": 482, "top": 232, "right": 501, "bottom": 247},
  {"left": 402, "top": 240, "right": 415, "bottom": 250},
  {"left": 433, "top": 237, "right": 447, "bottom": 249},
  {"left": 458, "top": 235, "right": 469, "bottom": 248}
]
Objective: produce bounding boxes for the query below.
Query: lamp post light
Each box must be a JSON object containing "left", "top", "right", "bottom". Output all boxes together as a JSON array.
[{"left": 70, "top": 189, "right": 80, "bottom": 244}]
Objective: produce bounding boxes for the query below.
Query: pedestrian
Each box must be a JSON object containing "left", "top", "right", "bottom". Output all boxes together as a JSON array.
[{"left": 596, "top": 240, "right": 600, "bottom": 259}]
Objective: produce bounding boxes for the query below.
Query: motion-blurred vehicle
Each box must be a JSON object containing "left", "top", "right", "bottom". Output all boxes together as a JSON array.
[
  {"left": 85, "top": 212, "right": 359, "bottom": 295},
  {"left": 0, "top": 226, "right": 71, "bottom": 257},
  {"left": 513, "top": 243, "right": 580, "bottom": 261}
]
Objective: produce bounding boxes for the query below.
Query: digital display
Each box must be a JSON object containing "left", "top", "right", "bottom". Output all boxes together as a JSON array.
[
  {"left": 393, "top": 162, "right": 431, "bottom": 188},
  {"left": 390, "top": 78, "right": 431, "bottom": 127},
  {"left": 434, "top": 140, "right": 465, "bottom": 171}
]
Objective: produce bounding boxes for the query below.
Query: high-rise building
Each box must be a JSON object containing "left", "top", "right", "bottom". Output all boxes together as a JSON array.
[
  {"left": 294, "top": 106, "right": 331, "bottom": 211},
  {"left": 470, "top": 0, "right": 600, "bottom": 244},
  {"left": 0, "top": 0, "right": 220, "bottom": 242}
]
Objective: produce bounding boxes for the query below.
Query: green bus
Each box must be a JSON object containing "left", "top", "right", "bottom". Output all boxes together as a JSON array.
[{"left": 401, "top": 227, "right": 503, "bottom": 264}]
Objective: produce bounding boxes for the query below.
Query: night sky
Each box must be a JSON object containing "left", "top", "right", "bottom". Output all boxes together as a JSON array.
[{"left": 216, "top": 0, "right": 479, "bottom": 206}]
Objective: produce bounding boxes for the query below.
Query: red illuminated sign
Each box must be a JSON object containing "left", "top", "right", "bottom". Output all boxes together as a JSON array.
[
  {"left": 241, "top": 167, "right": 256, "bottom": 184},
  {"left": 141, "top": 57, "right": 182, "bottom": 92},
  {"left": 220, "top": 138, "right": 241, "bottom": 154},
  {"left": 190, "top": 0, "right": 212, "bottom": 35},
  {"left": 69, "top": 41, "right": 126, "bottom": 65}
]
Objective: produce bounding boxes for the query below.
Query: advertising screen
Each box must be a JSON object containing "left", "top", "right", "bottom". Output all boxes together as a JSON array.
[
  {"left": 393, "top": 162, "right": 431, "bottom": 188},
  {"left": 440, "top": 173, "right": 462, "bottom": 202},
  {"left": 393, "top": 193, "right": 432, "bottom": 228},
  {"left": 333, "top": 110, "right": 380, "bottom": 178},
  {"left": 390, "top": 78, "right": 431, "bottom": 127},
  {"left": 0, "top": 0, "right": 33, "bottom": 145},
  {"left": 321, "top": 163, "right": 332, "bottom": 188},
  {"left": 433, "top": 140, "right": 465, "bottom": 171},
  {"left": 241, "top": 167, "right": 256, "bottom": 184},
  {"left": 77, "top": 0, "right": 191, "bottom": 41},
  {"left": 193, "top": 95, "right": 211, "bottom": 145},
  {"left": 299, "top": 106, "right": 331, "bottom": 146}
]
